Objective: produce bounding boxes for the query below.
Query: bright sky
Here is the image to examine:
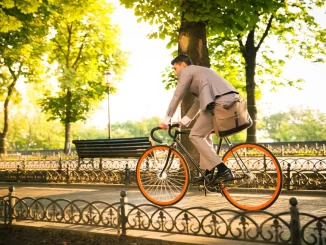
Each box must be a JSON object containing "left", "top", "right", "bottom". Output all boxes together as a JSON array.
[
  {"left": 88, "top": 2, "right": 326, "bottom": 128},
  {"left": 88, "top": 3, "right": 175, "bottom": 127}
]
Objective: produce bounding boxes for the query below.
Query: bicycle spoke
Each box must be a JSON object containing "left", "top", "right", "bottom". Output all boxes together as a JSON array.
[
  {"left": 136, "top": 145, "right": 189, "bottom": 205},
  {"left": 222, "top": 143, "right": 282, "bottom": 210}
]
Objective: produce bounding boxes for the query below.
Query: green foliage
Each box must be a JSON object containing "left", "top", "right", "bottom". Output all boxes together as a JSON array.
[
  {"left": 225, "top": 1, "right": 324, "bottom": 90},
  {"left": 40, "top": 68, "right": 108, "bottom": 123},
  {"left": 40, "top": 0, "right": 128, "bottom": 125},
  {"left": 161, "top": 66, "right": 177, "bottom": 90},
  {"left": 9, "top": 112, "right": 65, "bottom": 150},
  {"left": 0, "top": 0, "right": 49, "bottom": 147},
  {"left": 120, "top": 0, "right": 275, "bottom": 47},
  {"left": 0, "top": 83, "right": 64, "bottom": 150},
  {"left": 208, "top": 40, "right": 248, "bottom": 94},
  {"left": 3, "top": 110, "right": 174, "bottom": 150},
  {"left": 120, "top": 0, "right": 326, "bottom": 143},
  {"left": 71, "top": 124, "right": 107, "bottom": 141},
  {"left": 5, "top": 107, "right": 65, "bottom": 151},
  {"left": 0, "top": 0, "right": 49, "bottom": 84},
  {"left": 120, "top": 0, "right": 326, "bottom": 91},
  {"left": 258, "top": 107, "right": 326, "bottom": 141},
  {"left": 0, "top": 0, "right": 43, "bottom": 32}
]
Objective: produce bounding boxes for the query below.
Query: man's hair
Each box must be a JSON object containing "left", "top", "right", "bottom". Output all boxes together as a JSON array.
[{"left": 171, "top": 54, "right": 193, "bottom": 66}]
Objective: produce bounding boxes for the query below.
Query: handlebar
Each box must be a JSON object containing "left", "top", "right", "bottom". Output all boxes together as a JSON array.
[{"left": 150, "top": 124, "right": 181, "bottom": 143}]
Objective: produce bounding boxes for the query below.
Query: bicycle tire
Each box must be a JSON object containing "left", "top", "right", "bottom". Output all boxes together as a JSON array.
[
  {"left": 136, "top": 145, "right": 190, "bottom": 206},
  {"left": 221, "top": 143, "right": 282, "bottom": 210}
]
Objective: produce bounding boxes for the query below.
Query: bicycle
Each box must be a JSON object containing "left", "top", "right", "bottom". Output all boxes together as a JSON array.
[{"left": 136, "top": 124, "right": 283, "bottom": 211}]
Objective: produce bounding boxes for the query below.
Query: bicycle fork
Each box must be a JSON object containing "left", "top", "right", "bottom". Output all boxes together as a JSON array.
[{"left": 159, "top": 145, "right": 176, "bottom": 177}]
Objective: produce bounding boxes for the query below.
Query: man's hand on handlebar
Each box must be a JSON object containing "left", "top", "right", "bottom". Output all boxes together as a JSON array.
[
  {"left": 152, "top": 123, "right": 182, "bottom": 143},
  {"left": 159, "top": 122, "right": 181, "bottom": 130},
  {"left": 158, "top": 122, "right": 169, "bottom": 130}
]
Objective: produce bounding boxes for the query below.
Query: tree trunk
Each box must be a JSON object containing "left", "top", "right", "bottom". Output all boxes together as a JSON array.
[
  {"left": 64, "top": 122, "right": 71, "bottom": 154},
  {"left": 64, "top": 89, "right": 72, "bottom": 154},
  {"left": 178, "top": 21, "right": 210, "bottom": 164},
  {"left": 0, "top": 79, "right": 16, "bottom": 154},
  {"left": 0, "top": 135, "right": 7, "bottom": 154},
  {"left": 243, "top": 30, "right": 257, "bottom": 143},
  {"left": 0, "top": 100, "right": 9, "bottom": 154}
]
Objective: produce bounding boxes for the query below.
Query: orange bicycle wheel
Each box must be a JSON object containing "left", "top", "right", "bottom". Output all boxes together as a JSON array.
[
  {"left": 136, "top": 145, "right": 190, "bottom": 206},
  {"left": 222, "top": 143, "right": 282, "bottom": 210}
]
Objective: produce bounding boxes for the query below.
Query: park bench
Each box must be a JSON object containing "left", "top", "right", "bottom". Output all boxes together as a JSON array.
[{"left": 72, "top": 137, "right": 152, "bottom": 169}]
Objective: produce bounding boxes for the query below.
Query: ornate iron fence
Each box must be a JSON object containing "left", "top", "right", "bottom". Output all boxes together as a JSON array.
[
  {"left": 0, "top": 158, "right": 325, "bottom": 190},
  {"left": 0, "top": 186, "right": 325, "bottom": 245},
  {"left": 1, "top": 157, "right": 325, "bottom": 190}
]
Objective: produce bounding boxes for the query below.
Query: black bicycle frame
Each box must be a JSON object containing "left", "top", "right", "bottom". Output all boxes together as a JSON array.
[
  {"left": 159, "top": 130, "right": 214, "bottom": 183},
  {"left": 158, "top": 128, "right": 249, "bottom": 182}
]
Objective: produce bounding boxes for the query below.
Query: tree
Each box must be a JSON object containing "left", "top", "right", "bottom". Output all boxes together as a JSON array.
[
  {"left": 6, "top": 83, "right": 65, "bottom": 151},
  {"left": 8, "top": 108, "right": 65, "bottom": 150},
  {"left": 120, "top": 0, "right": 326, "bottom": 143},
  {"left": 0, "top": 0, "right": 49, "bottom": 154},
  {"left": 208, "top": 0, "right": 326, "bottom": 142},
  {"left": 259, "top": 107, "right": 326, "bottom": 141},
  {"left": 39, "top": 0, "right": 128, "bottom": 153}
]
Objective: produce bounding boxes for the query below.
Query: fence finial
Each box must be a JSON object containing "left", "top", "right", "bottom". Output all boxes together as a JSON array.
[
  {"left": 9, "top": 185, "right": 15, "bottom": 193},
  {"left": 289, "top": 197, "right": 298, "bottom": 207},
  {"left": 120, "top": 190, "right": 127, "bottom": 197}
]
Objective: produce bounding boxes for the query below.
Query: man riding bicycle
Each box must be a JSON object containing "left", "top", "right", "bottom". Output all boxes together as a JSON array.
[{"left": 158, "top": 54, "right": 239, "bottom": 184}]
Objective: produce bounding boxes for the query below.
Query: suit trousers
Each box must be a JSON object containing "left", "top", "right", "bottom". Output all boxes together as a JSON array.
[
  {"left": 189, "top": 93, "right": 239, "bottom": 170},
  {"left": 189, "top": 110, "right": 220, "bottom": 170}
]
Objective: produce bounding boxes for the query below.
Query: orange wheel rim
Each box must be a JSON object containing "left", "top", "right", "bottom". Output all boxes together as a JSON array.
[
  {"left": 222, "top": 143, "right": 282, "bottom": 210},
  {"left": 136, "top": 146, "right": 189, "bottom": 206}
]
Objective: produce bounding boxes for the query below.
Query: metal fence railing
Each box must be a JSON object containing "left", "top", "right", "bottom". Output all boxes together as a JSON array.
[
  {"left": 0, "top": 186, "right": 325, "bottom": 245},
  {"left": 0, "top": 158, "right": 325, "bottom": 190}
]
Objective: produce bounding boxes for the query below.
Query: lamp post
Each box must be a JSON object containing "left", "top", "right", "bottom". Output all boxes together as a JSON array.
[{"left": 104, "top": 70, "right": 112, "bottom": 139}]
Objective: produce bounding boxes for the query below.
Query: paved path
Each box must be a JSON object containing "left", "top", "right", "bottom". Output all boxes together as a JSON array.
[
  {"left": 0, "top": 183, "right": 325, "bottom": 215},
  {"left": 0, "top": 183, "right": 325, "bottom": 245}
]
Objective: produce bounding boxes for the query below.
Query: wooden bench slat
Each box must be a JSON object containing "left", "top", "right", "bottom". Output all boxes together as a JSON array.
[
  {"left": 78, "top": 154, "right": 144, "bottom": 157},
  {"left": 75, "top": 145, "right": 151, "bottom": 150},
  {"left": 72, "top": 137, "right": 149, "bottom": 143},
  {"left": 72, "top": 137, "right": 153, "bottom": 161},
  {"left": 77, "top": 149, "right": 147, "bottom": 153},
  {"left": 75, "top": 143, "right": 152, "bottom": 147},
  {"left": 74, "top": 145, "right": 150, "bottom": 149},
  {"left": 77, "top": 152, "right": 143, "bottom": 155}
]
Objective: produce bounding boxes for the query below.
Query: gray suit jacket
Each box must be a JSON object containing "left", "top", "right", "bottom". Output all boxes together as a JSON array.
[{"left": 165, "top": 65, "right": 238, "bottom": 121}]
